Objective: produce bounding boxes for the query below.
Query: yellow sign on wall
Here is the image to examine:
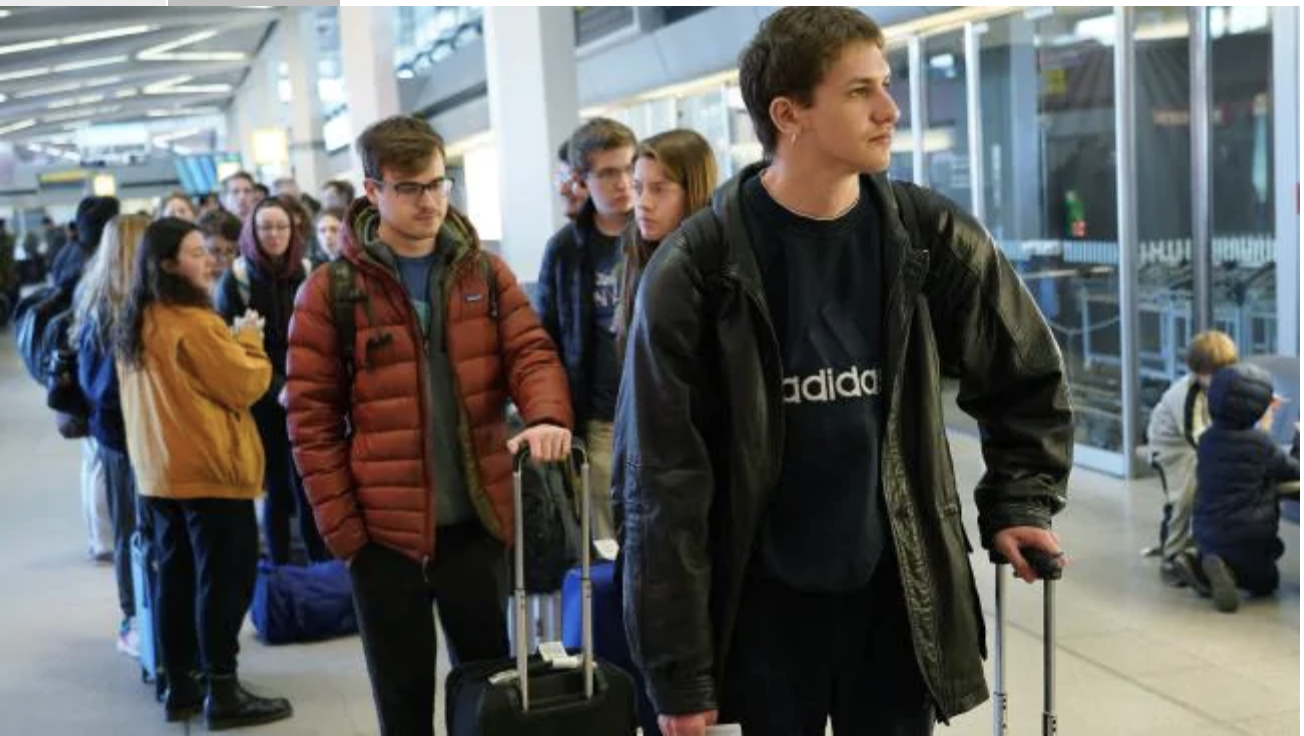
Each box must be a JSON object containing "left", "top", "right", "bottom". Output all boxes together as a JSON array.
[
  {"left": 92, "top": 173, "right": 117, "bottom": 197},
  {"left": 251, "top": 128, "right": 289, "bottom": 167}
]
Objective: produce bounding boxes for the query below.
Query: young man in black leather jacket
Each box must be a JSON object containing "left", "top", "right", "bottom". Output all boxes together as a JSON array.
[{"left": 613, "top": 8, "right": 1074, "bottom": 736}]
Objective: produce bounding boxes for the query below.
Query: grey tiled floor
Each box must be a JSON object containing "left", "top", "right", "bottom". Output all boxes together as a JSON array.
[{"left": 0, "top": 335, "right": 1296, "bottom": 735}]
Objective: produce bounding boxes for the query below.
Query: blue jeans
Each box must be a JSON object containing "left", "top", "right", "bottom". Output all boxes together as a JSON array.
[{"left": 100, "top": 444, "right": 137, "bottom": 620}]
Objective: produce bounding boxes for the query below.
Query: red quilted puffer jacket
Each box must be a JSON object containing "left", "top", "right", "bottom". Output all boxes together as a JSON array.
[{"left": 285, "top": 200, "right": 572, "bottom": 563}]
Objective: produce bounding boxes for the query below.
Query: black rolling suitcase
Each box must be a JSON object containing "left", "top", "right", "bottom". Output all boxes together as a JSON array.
[
  {"left": 445, "top": 444, "right": 638, "bottom": 736},
  {"left": 991, "top": 547, "right": 1063, "bottom": 736}
]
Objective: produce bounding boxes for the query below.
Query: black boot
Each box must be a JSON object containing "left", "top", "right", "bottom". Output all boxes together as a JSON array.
[
  {"left": 163, "top": 670, "right": 204, "bottom": 722},
  {"left": 204, "top": 673, "right": 293, "bottom": 731}
]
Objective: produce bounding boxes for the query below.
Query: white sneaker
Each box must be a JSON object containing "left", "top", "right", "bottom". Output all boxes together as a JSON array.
[{"left": 116, "top": 618, "right": 140, "bottom": 659}]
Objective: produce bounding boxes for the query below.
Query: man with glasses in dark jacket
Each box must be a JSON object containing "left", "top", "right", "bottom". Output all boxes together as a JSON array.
[
  {"left": 535, "top": 117, "right": 637, "bottom": 546},
  {"left": 614, "top": 8, "right": 1074, "bottom": 736}
]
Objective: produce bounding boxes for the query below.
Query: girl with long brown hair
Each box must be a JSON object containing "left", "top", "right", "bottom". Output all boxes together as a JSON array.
[{"left": 615, "top": 129, "right": 719, "bottom": 353}]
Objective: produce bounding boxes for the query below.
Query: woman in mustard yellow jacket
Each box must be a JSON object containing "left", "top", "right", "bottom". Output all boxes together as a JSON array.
[{"left": 116, "top": 217, "right": 292, "bottom": 730}]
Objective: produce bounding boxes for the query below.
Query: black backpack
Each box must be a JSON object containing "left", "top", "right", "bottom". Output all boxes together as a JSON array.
[{"left": 14, "top": 285, "right": 70, "bottom": 385}]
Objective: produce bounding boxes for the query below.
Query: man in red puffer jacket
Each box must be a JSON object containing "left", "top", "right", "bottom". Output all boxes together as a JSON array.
[{"left": 286, "top": 115, "right": 572, "bottom": 736}]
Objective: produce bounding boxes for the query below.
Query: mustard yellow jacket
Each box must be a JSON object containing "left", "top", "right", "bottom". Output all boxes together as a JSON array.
[{"left": 119, "top": 304, "right": 272, "bottom": 500}]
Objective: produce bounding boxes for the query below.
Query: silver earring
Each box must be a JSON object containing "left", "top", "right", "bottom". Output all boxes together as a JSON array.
[{"left": 790, "top": 131, "right": 798, "bottom": 146}]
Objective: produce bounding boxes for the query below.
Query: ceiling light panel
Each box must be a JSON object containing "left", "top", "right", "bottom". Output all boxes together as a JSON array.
[
  {"left": 53, "top": 56, "right": 129, "bottom": 73},
  {"left": 61, "top": 25, "right": 155, "bottom": 44},
  {"left": 0, "top": 39, "right": 60, "bottom": 57},
  {"left": 0, "top": 119, "right": 39, "bottom": 136},
  {"left": 48, "top": 94, "right": 106, "bottom": 110},
  {"left": 16, "top": 82, "right": 84, "bottom": 99},
  {"left": 0, "top": 67, "right": 50, "bottom": 83},
  {"left": 144, "top": 76, "right": 233, "bottom": 95},
  {"left": 0, "top": 26, "right": 155, "bottom": 57},
  {"left": 137, "top": 30, "right": 246, "bottom": 63},
  {"left": 13, "top": 76, "right": 125, "bottom": 101}
]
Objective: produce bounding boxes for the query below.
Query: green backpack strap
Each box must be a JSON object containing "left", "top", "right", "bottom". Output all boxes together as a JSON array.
[
  {"left": 326, "top": 259, "right": 358, "bottom": 382},
  {"left": 478, "top": 252, "right": 498, "bottom": 320}
]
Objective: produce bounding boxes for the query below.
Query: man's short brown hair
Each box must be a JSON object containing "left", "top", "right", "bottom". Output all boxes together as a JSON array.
[
  {"left": 1186, "top": 330, "right": 1238, "bottom": 375},
  {"left": 221, "top": 170, "right": 255, "bottom": 194},
  {"left": 355, "top": 115, "right": 447, "bottom": 181},
  {"left": 568, "top": 117, "right": 637, "bottom": 176},
  {"left": 738, "top": 7, "right": 886, "bottom": 155},
  {"left": 197, "top": 209, "right": 241, "bottom": 242}
]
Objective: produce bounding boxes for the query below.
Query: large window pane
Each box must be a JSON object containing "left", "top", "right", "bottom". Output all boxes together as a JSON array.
[
  {"left": 887, "top": 45, "right": 914, "bottom": 182},
  {"left": 924, "top": 31, "right": 971, "bottom": 208},
  {"left": 1132, "top": 7, "right": 1194, "bottom": 434},
  {"left": 975, "top": 8, "right": 1123, "bottom": 455},
  {"left": 1210, "top": 6, "right": 1275, "bottom": 357}
]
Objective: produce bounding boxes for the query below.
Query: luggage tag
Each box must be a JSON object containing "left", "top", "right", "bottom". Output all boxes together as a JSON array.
[
  {"left": 538, "top": 640, "right": 580, "bottom": 670},
  {"left": 593, "top": 538, "right": 620, "bottom": 561}
]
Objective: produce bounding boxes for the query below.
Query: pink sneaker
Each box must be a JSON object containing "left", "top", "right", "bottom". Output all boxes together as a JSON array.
[{"left": 116, "top": 618, "right": 140, "bottom": 659}]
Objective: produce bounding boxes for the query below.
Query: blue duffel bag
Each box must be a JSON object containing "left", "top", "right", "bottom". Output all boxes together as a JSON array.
[
  {"left": 562, "top": 560, "right": 658, "bottom": 734},
  {"left": 251, "top": 560, "right": 358, "bottom": 645}
]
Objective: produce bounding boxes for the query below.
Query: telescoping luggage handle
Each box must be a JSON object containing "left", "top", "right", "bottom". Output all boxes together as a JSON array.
[
  {"left": 513, "top": 443, "right": 593, "bottom": 713},
  {"left": 990, "top": 547, "right": 1063, "bottom": 736}
]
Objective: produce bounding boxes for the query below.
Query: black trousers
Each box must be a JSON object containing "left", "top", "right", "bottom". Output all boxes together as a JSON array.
[
  {"left": 258, "top": 407, "right": 329, "bottom": 564},
  {"left": 100, "top": 444, "right": 137, "bottom": 620},
  {"left": 350, "top": 524, "right": 511, "bottom": 736},
  {"left": 719, "top": 555, "right": 935, "bottom": 736},
  {"left": 144, "top": 497, "right": 259, "bottom": 677},
  {"left": 1205, "top": 536, "right": 1285, "bottom": 596}
]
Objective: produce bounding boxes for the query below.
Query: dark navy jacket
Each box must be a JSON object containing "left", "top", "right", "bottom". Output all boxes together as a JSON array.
[
  {"left": 1195, "top": 363, "right": 1300, "bottom": 551},
  {"left": 215, "top": 257, "right": 306, "bottom": 437},
  {"left": 76, "top": 318, "right": 126, "bottom": 453},
  {"left": 534, "top": 201, "right": 600, "bottom": 424}
]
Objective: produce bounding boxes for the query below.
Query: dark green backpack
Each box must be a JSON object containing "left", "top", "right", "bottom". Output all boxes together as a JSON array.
[{"left": 325, "top": 255, "right": 498, "bottom": 380}]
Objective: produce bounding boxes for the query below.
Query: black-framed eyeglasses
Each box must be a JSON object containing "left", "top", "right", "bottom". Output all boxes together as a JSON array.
[
  {"left": 371, "top": 177, "right": 455, "bottom": 201},
  {"left": 587, "top": 165, "right": 635, "bottom": 185}
]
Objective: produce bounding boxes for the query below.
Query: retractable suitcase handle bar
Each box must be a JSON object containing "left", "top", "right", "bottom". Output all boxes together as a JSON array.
[
  {"left": 513, "top": 443, "right": 592, "bottom": 713},
  {"left": 989, "top": 547, "right": 1063, "bottom": 736}
]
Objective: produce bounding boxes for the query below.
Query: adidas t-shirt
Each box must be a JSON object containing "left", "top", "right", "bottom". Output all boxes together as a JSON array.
[{"left": 743, "top": 173, "right": 889, "bottom": 592}]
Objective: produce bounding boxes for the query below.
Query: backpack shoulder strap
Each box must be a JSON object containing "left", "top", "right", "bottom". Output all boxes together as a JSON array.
[
  {"left": 679, "top": 207, "right": 727, "bottom": 283},
  {"left": 326, "top": 259, "right": 357, "bottom": 382},
  {"left": 233, "top": 257, "right": 251, "bottom": 309},
  {"left": 478, "top": 252, "right": 498, "bottom": 319}
]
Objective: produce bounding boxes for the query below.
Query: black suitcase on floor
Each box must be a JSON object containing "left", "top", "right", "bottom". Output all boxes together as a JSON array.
[
  {"left": 445, "top": 444, "right": 638, "bottom": 736},
  {"left": 991, "top": 547, "right": 1063, "bottom": 736}
]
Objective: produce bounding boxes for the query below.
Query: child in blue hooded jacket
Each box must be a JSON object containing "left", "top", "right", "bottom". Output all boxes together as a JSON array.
[{"left": 1195, "top": 363, "right": 1299, "bottom": 613}]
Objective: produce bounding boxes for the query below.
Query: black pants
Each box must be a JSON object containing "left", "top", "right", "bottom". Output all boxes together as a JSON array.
[
  {"left": 259, "top": 409, "right": 329, "bottom": 564},
  {"left": 719, "top": 557, "right": 935, "bottom": 736},
  {"left": 144, "top": 497, "right": 259, "bottom": 677},
  {"left": 100, "top": 445, "right": 137, "bottom": 620},
  {"left": 1206, "top": 536, "right": 1285, "bottom": 596},
  {"left": 350, "top": 524, "right": 511, "bottom": 736}
]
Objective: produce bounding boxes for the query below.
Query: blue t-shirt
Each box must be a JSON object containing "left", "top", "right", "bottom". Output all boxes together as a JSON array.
[
  {"left": 394, "top": 252, "right": 437, "bottom": 336},
  {"left": 392, "top": 245, "right": 475, "bottom": 528},
  {"left": 743, "top": 174, "right": 888, "bottom": 592}
]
